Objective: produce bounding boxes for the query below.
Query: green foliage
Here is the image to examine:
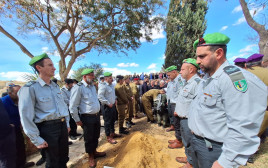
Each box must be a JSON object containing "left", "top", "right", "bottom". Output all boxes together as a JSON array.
[
  {"left": 21, "top": 68, "right": 39, "bottom": 82},
  {"left": 72, "top": 63, "right": 103, "bottom": 82},
  {"left": 164, "top": 0, "right": 208, "bottom": 69}
]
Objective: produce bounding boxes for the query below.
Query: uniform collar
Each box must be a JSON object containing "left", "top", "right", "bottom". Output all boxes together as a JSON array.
[
  {"left": 37, "top": 77, "right": 56, "bottom": 87},
  {"left": 187, "top": 74, "right": 199, "bottom": 83},
  {"left": 204, "top": 61, "right": 229, "bottom": 79},
  {"left": 82, "top": 80, "right": 90, "bottom": 87}
]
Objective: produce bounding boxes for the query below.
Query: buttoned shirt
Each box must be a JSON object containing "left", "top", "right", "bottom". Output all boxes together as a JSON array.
[
  {"left": 69, "top": 80, "right": 100, "bottom": 122},
  {"left": 188, "top": 61, "right": 267, "bottom": 167},
  {"left": 98, "top": 81, "right": 116, "bottom": 105},
  {"left": 166, "top": 74, "right": 184, "bottom": 103},
  {"left": 18, "top": 77, "right": 69, "bottom": 146},
  {"left": 175, "top": 74, "right": 200, "bottom": 118},
  {"left": 61, "top": 86, "right": 71, "bottom": 106}
]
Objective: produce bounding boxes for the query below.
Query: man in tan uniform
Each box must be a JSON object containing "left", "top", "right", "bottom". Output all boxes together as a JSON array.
[
  {"left": 115, "top": 75, "right": 129, "bottom": 134},
  {"left": 142, "top": 89, "right": 165, "bottom": 122},
  {"left": 124, "top": 76, "right": 134, "bottom": 128},
  {"left": 130, "top": 78, "right": 140, "bottom": 119}
]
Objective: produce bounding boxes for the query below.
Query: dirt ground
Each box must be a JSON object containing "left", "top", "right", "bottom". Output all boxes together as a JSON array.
[
  {"left": 74, "top": 116, "right": 189, "bottom": 168},
  {"left": 72, "top": 115, "right": 268, "bottom": 168}
]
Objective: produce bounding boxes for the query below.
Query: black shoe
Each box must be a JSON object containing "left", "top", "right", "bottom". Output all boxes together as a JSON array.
[
  {"left": 24, "top": 161, "right": 35, "bottom": 167},
  {"left": 162, "top": 125, "right": 168, "bottom": 128},
  {"left": 247, "top": 155, "right": 254, "bottom": 163},
  {"left": 129, "top": 121, "right": 135, "bottom": 125},
  {"left": 119, "top": 128, "right": 129, "bottom": 134},
  {"left": 149, "top": 120, "right": 156, "bottom": 124},
  {"left": 36, "top": 157, "right": 46, "bottom": 166},
  {"left": 69, "top": 136, "right": 77, "bottom": 140},
  {"left": 158, "top": 123, "right": 162, "bottom": 127},
  {"left": 68, "top": 141, "right": 73, "bottom": 145}
]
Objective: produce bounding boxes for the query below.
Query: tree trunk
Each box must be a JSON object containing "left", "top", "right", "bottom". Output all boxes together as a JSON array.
[{"left": 239, "top": 0, "right": 268, "bottom": 61}]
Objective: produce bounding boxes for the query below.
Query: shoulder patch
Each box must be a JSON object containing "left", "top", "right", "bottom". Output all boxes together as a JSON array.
[
  {"left": 223, "top": 65, "right": 248, "bottom": 93},
  {"left": 194, "top": 78, "right": 201, "bottom": 84},
  {"left": 178, "top": 77, "right": 184, "bottom": 86},
  {"left": 77, "top": 82, "right": 83, "bottom": 86},
  {"left": 24, "top": 81, "right": 36, "bottom": 87}
]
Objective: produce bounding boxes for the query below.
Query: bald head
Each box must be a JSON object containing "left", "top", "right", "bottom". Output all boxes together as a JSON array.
[{"left": 180, "top": 63, "right": 197, "bottom": 81}]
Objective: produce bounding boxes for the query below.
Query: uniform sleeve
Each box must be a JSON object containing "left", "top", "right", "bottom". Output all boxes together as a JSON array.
[
  {"left": 18, "top": 86, "right": 45, "bottom": 147},
  {"left": 217, "top": 74, "right": 267, "bottom": 167},
  {"left": 69, "top": 85, "right": 82, "bottom": 122},
  {"left": 98, "top": 85, "right": 110, "bottom": 105},
  {"left": 61, "top": 89, "right": 69, "bottom": 105}
]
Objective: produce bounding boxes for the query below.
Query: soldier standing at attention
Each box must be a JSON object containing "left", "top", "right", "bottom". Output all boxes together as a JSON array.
[
  {"left": 124, "top": 76, "right": 135, "bottom": 128},
  {"left": 98, "top": 72, "right": 121, "bottom": 144},
  {"left": 166, "top": 65, "right": 184, "bottom": 149},
  {"left": 189, "top": 33, "right": 267, "bottom": 168},
  {"left": 115, "top": 75, "right": 129, "bottom": 134},
  {"left": 174, "top": 58, "right": 201, "bottom": 168},
  {"left": 69, "top": 68, "right": 106, "bottom": 168},
  {"left": 130, "top": 78, "right": 140, "bottom": 119},
  {"left": 18, "top": 53, "right": 70, "bottom": 168}
]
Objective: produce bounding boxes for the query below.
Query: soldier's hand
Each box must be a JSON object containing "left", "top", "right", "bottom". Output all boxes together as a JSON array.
[
  {"left": 67, "top": 127, "right": 71, "bottom": 133},
  {"left": 76, "top": 121, "right": 83, "bottom": 127},
  {"left": 108, "top": 104, "right": 113, "bottom": 108},
  {"left": 37, "top": 141, "right": 48, "bottom": 149},
  {"left": 174, "top": 112, "right": 178, "bottom": 117}
]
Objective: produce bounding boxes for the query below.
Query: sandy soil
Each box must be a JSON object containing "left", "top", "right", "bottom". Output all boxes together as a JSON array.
[{"left": 74, "top": 116, "right": 185, "bottom": 168}]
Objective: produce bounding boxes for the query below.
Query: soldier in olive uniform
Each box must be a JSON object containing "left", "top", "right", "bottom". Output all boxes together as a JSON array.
[
  {"left": 142, "top": 89, "right": 165, "bottom": 122},
  {"left": 130, "top": 78, "right": 140, "bottom": 119},
  {"left": 124, "top": 76, "right": 135, "bottom": 128},
  {"left": 115, "top": 75, "right": 129, "bottom": 134}
]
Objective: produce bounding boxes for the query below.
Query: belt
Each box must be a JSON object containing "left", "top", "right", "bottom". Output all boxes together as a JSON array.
[
  {"left": 38, "top": 118, "right": 65, "bottom": 125},
  {"left": 194, "top": 134, "right": 223, "bottom": 148},
  {"left": 169, "top": 103, "right": 176, "bottom": 105},
  {"left": 81, "top": 113, "right": 99, "bottom": 116},
  {"left": 179, "top": 116, "right": 188, "bottom": 119}
]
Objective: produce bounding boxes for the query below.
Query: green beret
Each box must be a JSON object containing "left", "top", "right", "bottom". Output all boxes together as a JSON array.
[
  {"left": 193, "top": 32, "right": 230, "bottom": 50},
  {"left": 165, "top": 65, "right": 177, "bottom": 72},
  {"left": 103, "top": 72, "right": 112, "bottom": 77},
  {"left": 183, "top": 58, "right": 199, "bottom": 69},
  {"left": 29, "top": 53, "right": 49, "bottom": 66},
  {"left": 81, "top": 68, "right": 94, "bottom": 75}
]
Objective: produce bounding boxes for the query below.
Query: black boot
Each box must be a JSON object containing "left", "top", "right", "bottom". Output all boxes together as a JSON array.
[
  {"left": 119, "top": 127, "right": 129, "bottom": 134},
  {"left": 126, "top": 121, "right": 132, "bottom": 128}
]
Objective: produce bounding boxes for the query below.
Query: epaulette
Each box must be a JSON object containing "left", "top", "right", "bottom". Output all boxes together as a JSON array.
[
  {"left": 178, "top": 77, "right": 184, "bottom": 86},
  {"left": 223, "top": 65, "right": 248, "bottom": 92},
  {"left": 24, "top": 81, "right": 36, "bottom": 87},
  {"left": 194, "top": 78, "right": 201, "bottom": 84},
  {"left": 77, "top": 82, "right": 83, "bottom": 86}
]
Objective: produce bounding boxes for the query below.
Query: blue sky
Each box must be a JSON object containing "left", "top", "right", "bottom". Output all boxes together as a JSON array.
[{"left": 0, "top": 0, "right": 264, "bottom": 81}]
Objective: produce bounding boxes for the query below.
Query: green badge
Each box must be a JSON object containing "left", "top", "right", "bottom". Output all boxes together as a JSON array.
[{"left": 233, "top": 79, "right": 247, "bottom": 92}]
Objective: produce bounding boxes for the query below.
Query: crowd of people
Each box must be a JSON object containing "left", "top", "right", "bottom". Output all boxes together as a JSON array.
[{"left": 0, "top": 32, "right": 267, "bottom": 168}]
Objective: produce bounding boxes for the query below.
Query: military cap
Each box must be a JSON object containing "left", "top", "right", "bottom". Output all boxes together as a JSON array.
[
  {"left": 29, "top": 53, "right": 49, "bottom": 66},
  {"left": 234, "top": 58, "right": 247, "bottom": 63},
  {"left": 193, "top": 32, "right": 230, "bottom": 50},
  {"left": 247, "top": 53, "right": 264, "bottom": 63},
  {"left": 183, "top": 58, "right": 199, "bottom": 69},
  {"left": 116, "top": 75, "right": 124, "bottom": 80},
  {"left": 103, "top": 72, "right": 112, "bottom": 77},
  {"left": 133, "top": 78, "right": 139, "bottom": 81},
  {"left": 165, "top": 65, "right": 177, "bottom": 72},
  {"left": 81, "top": 68, "right": 94, "bottom": 75},
  {"left": 99, "top": 75, "right": 104, "bottom": 80},
  {"left": 64, "top": 78, "right": 73, "bottom": 84}
]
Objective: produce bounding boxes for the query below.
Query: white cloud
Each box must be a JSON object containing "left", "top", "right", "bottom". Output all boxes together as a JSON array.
[
  {"left": 149, "top": 69, "right": 157, "bottom": 73},
  {"left": 220, "top": 26, "right": 228, "bottom": 31},
  {"left": 147, "top": 63, "right": 157, "bottom": 69},
  {"left": 117, "top": 62, "right": 139, "bottom": 67},
  {"left": 68, "top": 70, "right": 74, "bottom": 78},
  {"left": 239, "top": 44, "right": 257, "bottom": 53},
  {"left": 101, "top": 63, "right": 108, "bottom": 67},
  {"left": 152, "top": 40, "right": 159, "bottom": 45},
  {"left": 104, "top": 67, "right": 131, "bottom": 76},
  {"left": 0, "top": 71, "right": 34, "bottom": 82},
  {"left": 42, "top": 47, "right": 49, "bottom": 53},
  {"left": 232, "top": 5, "right": 242, "bottom": 13},
  {"left": 233, "top": 6, "right": 264, "bottom": 26},
  {"left": 159, "top": 54, "right": 166, "bottom": 60}
]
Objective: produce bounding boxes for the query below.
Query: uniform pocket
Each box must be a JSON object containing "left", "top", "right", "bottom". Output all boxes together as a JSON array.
[
  {"left": 39, "top": 97, "right": 51, "bottom": 102},
  {"left": 202, "top": 94, "right": 217, "bottom": 106}
]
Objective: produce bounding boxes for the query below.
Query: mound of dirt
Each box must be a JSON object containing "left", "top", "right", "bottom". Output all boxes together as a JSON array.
[{"left": 74, "top": 117, "right": 185, "bottom": 168}]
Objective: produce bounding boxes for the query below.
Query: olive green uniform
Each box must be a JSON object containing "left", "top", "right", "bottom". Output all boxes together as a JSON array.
[
  {"left": 124, "top": 83, "right": 133, "bottom": 122},
  {"left": 130, "top": 82, "right": 139, "bottom": 117},
  {"left": 115, "top": 83, "right": 128, "bottom": 128},
  {"left": 247, "top": 66, "right": 268, "bottom": 136},
  {"left": 141, "top": 89, "right": 160, "bottom": 121}
]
